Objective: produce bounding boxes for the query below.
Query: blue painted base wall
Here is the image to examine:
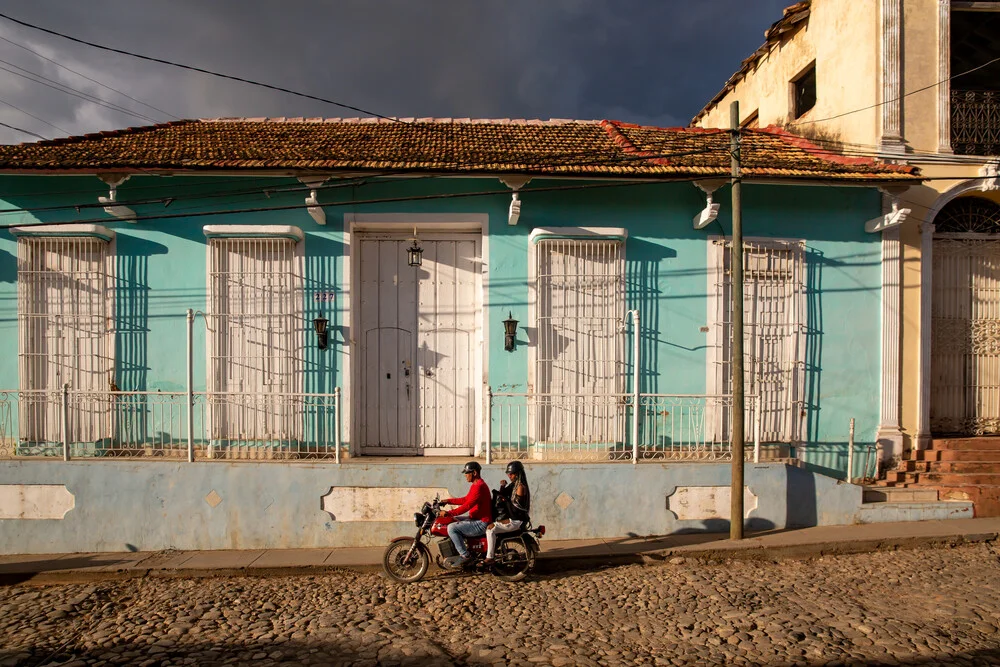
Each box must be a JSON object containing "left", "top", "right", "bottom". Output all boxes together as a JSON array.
[{"left": 0, "top": 460, "right": 863, "bottom": 555}]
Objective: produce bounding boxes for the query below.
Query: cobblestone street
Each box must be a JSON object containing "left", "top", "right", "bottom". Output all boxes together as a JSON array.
[{"left": 1, "top": 543, "right": 998, "bottom": 667}]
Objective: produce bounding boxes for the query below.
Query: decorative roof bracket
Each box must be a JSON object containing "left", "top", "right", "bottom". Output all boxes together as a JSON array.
[
  {"left": 692, "top": 179, "right": 726, "bottom": 230},
  {"left": 980, "top": 160, "right": 1000, "bottom": 192},
  {"left": 97, "top": 174, "right": 136, "bottom": 222},
  {"left": 299, "top": 176, "right": 331, "bottom": 226},
  {"left": 865, "top": 186, "right": 911, "bottom": 233},
  {"left": 499, "top": 176, "right": 532, "bottom": 226}
]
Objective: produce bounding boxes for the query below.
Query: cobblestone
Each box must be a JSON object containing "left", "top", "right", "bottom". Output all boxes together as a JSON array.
[{"left": 0, "top": 543, "right": 998, "bottom": 665}]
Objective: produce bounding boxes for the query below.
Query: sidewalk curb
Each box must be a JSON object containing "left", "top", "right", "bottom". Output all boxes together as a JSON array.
[{"left": 5, "top": 531, "right": 996, "bottom": 586}]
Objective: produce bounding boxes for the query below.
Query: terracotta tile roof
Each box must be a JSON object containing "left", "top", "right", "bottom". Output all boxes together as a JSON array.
[
  {"left": 0, "top": 114, "right": 916, "bottom": 182},
  {"left": 691, "top": 1, "right": 811, "bottom": 126}
]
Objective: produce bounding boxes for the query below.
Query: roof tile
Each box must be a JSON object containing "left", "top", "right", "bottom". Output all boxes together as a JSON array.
[{"left": 0, "top": 116, "right": 917, "bottom": 182}]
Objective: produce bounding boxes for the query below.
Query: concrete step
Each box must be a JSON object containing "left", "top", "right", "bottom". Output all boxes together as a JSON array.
[
  {"left": 930, "top": 437, "right": 1000, "bottom": 451},
  {"left": 902, "top": 460, "right": 1000, "bottom": 474},
  {"left": 862, "top": 486, "right": 939, "bottom": 503},
  {"left": 935, "top": 486, "right": 1000, "bottom": 517},
  {"left": 915, "top": 449, "right": 1000, "bottom": 462},
  {"left": 858, "top": 501, "right": 974, "bottom": 523},
  {"left": 886, "top": 471, "right": 1000, "bottom": 486}
]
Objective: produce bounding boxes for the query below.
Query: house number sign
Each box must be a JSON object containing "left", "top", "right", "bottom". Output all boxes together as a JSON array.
[{"left": 313, "top": 292, "right": 336, "bottom": 302}]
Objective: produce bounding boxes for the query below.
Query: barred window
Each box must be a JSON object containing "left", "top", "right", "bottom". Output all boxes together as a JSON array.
[
  {"left": 535, "top": 237, "right": 625, "bottom": 444},
  {"left": 712, "top": 239, "right": 805, "bottom": 443},
  {"left": 207, "top": 235, "right": 302, "bottom": 440},
  {"left": 17, "top": 235, "right": 113, "bottom": 442}
]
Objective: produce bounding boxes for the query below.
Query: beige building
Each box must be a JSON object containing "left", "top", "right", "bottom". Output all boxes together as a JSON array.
[{"left": 693, "top": 0, "right": 1000, "bottom": 463}]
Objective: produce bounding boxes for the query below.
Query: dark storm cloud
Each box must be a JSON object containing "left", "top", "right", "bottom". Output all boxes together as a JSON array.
[{"left": 0, "top": 0, "right": 789, "bottom": 144}]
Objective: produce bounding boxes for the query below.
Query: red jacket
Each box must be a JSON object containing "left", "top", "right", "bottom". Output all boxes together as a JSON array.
[{"left": 444, "top": 478, "right": 492, "bottom": 521}]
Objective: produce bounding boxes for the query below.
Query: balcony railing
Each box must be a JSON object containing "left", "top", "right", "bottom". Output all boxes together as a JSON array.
[{"left": 951, "top": 89, "right": 1000, "bottom": 156}]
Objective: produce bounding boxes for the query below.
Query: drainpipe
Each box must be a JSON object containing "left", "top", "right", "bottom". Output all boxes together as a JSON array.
[
  {"left": 622, "top": 310, "right": 640, "bottom": 464},
  {"left": 485, "top": 386, "right": 493, "bottom": 466},
  {"left": 186, "top": 309, "right": 194, "bottom": 463}
]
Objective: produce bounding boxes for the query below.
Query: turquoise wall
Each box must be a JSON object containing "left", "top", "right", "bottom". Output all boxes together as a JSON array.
[{"left": 0, "top": 174, "right": 882, "bottom": 476}]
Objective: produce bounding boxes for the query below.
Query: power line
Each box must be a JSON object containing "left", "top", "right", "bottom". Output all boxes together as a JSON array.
[
  {"left": 0, "top": 58, "right": 160, "bottom": 124},
  {"left": 0, "top": 12, "right": 405, "bottom": 124},
  {"left": 0, "top": 179, "right": 706, "bottom": 231},
  {"left": 0, "top": 119, "right": 45, "bottom": 141},
  {"left": 0, "top": 95, "right": 65, "bottom": 135},
  {"left": 0, "top": 33, "right": 178, "bottom": 121},
  {"left": 788, "top": 55, "right": 1000, "bottom": 128}
]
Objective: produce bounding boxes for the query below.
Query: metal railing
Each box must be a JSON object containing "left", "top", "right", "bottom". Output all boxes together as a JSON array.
[
  {"left": 951, "top": 89, "right": 1000, "bottom": 156},
  {"left": 486, "top": 389, "right": 762, "bottom": 463},
  {"left": 0, "top": 388, "right": 342, "bottom": 462}
]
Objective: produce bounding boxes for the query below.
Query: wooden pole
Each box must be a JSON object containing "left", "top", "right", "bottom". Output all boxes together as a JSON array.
[{"left": 730, "top": 101, "right": 745, "bottom": 541}]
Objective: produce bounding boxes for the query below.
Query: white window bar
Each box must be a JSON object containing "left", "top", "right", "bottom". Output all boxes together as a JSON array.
[
  {"left": 17, "top": 236, "right": 112, "bottom": 451},
  {"left": 717, "top": 239, "right": 805, "bottom": 444},
  {"left": 535, "top": 238, "right": 625, "bottom": 454},
  {"left": 207, "top": 237, "right": 303, "bottom": 453}
]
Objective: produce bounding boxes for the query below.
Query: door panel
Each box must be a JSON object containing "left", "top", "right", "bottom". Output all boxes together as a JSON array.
[{"left": 357, "top": 235, "right": 480, "bottom": 454}]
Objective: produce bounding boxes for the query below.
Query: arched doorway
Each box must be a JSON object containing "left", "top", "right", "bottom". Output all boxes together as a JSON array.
[{"left": 931, "top": 196, "right": 1000, "bottom": 435}]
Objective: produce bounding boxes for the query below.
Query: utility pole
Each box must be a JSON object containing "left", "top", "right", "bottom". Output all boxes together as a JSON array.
[{"left": 729, "top": 100, "right": 745, "bottom": 541}]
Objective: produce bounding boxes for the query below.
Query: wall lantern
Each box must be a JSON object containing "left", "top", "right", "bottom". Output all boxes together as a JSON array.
[
  {"left": 313, "top": 313, "right": 329, "bottom": 350},
  {"left": 503, "top": 312, "right": 519, "bottom": 352},
  {"left": 406, "top": 240, "right": 423, "bottom": 267}
]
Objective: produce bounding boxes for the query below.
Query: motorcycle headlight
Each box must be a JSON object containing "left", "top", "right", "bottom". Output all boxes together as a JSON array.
[{"left": 414, "top": 512, "right": 425, "bottom": 527}]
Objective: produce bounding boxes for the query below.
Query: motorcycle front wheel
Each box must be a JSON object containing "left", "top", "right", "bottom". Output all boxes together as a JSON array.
[
  {"left": 382, "top": 539, "right": 430, "bottom": 583},
  {"left": 491, "top": 538, "right": 534, "bottom": 582}
]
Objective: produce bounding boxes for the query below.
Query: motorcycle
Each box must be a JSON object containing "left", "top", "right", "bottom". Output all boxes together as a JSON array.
[{"left": 382, "top": 495, "right": 544, "bottom": 583}]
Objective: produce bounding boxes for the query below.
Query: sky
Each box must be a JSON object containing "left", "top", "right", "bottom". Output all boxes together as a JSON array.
[{"left": 0, "top": 0, "right": 790, "bottom": 145}]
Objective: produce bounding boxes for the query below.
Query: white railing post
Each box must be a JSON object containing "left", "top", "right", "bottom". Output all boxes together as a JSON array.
[
  {"left": 753, "top": 395, "right": 761, "bottom": 463},
  {"left": 622, "top": 310, "right": 640, "bottom": 464},
  {"left": 186, "top": 309, "right": 194, "bottom": 463},
  {"left": 847, "top": 417, "right": 856, "bottom": 483},
  {"left": 486, "top": 386, "right": 493, "bottom": 465},
  {"left": 334, "top": 387, "right": 342, "bottom": 464},
  {"left": 61, "top": 383, "right": 70, "bottom": 461}
]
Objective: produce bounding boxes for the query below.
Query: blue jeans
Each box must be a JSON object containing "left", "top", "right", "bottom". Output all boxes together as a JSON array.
[{"left": 447, "top": 519, "right": 487, "bottom": 558}]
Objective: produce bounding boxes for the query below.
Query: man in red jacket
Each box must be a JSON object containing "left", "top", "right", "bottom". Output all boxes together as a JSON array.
[{"left": 439, "top": 460, "right": 492, "bottom": 566}]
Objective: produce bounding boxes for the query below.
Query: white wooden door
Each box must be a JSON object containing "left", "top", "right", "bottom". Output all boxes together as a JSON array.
[
  {"left": 417, "top": 239, "right": 479, "bottom": 451},
  {"left": 357, "top": 235, "right": 480, "bottom": 454}
]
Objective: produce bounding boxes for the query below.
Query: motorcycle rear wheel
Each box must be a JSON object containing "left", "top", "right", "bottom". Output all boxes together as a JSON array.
[
  {"left": 382, "top": 539, "right": 430, "bottom": 583},
  {"left": 491, "top": 538, "right": 534, "bottom": 582}
]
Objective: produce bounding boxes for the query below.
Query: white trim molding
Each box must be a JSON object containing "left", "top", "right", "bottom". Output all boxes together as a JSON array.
[
  {"left": 202, "top": 224, "right": 304, "bottom": 242},
  {"left": 877, "top": 223, "right": 904, "bottom": 460},
  {"left": 939, "top": 0, "right": 953, "bottom": 153},
  {"left": 10, "top": 224, "right": 115, "bottom": 241},
  {"left": 881, "top": 0, "right": 905, "bottom": 152},
  {"left": 916, "top": 221, "right": 936, "bottom": 450}
]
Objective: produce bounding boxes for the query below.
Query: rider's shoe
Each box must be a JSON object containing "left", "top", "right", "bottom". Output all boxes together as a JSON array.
[{"left": 444, "top": 555, "right": 470, "bottom": 570}]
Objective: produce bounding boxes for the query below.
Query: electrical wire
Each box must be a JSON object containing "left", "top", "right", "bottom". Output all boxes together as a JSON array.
[
  {"left": 0, "top": 178, "right": 710, "bottom": 231},
  {"left": 0, "top": 95, "right": 67, "bottom": 135},
  {"left": 0, "top": 32, "right": 179, "bottom": 121},
  {"left": 0, "top": 12, "right": 406, "bottom": 124},
  {"left": 0, "top": 58, "right": 160, "bottom": 124},
  {"left": 788, "top": 55, "right": 1000, "bottom": 129},
  {"left": 0, "top": 120, "right": 45, "bottom": 141}
]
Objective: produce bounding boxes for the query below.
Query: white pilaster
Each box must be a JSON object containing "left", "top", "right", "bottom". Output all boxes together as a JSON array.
[
  {"left": 915, "top": 222, "right": 936, "bottom": 450},
  {"left": 938, "top": 0, "right": 952, "bottom": 153},
  {"left": 877, "top": 224, "right": 904, "bottom": 462},
  {"left": 881, "top": 0, "right": 905, "bottom": 152}
]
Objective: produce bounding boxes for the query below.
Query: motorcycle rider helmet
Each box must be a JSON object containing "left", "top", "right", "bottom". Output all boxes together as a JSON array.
[
  {"left": 505, "top": 460, "right": 524, "bottom": 476},
  {"left": 461, "top": 461, "right": 481, "bottom": 475}
]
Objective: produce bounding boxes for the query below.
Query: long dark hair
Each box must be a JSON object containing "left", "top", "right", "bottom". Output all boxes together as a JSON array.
[{"left": 511, "top": 468, "right": 530, "bottom": 513}]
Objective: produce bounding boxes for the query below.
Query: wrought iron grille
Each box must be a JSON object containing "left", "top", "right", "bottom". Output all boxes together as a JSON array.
[
  {"left": 535, "top": 238, "right": 625, "bottom": 445},
  {"left": 208, "top": 237, "right": 302, "bottom": 441},
  {"left": 951, "top": 89, "right": 1000, "bottom": 156},
  {"left": 16, "top": 236, "right": 113, "bottom": 443},
  {"left": 934, "top": 197, "right": 1000, "bottom": 235}
]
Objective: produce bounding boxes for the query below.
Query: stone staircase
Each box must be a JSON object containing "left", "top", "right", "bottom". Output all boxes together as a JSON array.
[{"left": 879, "top": 437, "right": 1000, "bottom": 517}]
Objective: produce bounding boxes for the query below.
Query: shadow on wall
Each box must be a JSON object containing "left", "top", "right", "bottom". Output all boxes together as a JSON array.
[
  {"left": 115, "top": 236, "right": 168, "bottom": 392},
  {"left": 786, "top": 464, "right": 818, "bottom": 528},
  {"left": 803, "top": 247, "right": 824, "bottom": 444},
  {"left": 304, "top": 235, "right": 344, "bottom": 396},
  {"left": 625, "top": 238, "right": 680, "bottom": 394},
  {"left": 0, "top": 246, "right": 15, "bottom": 284},
  {"left": 670, "top": 517, "right": 777, "bottom": 534}
]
